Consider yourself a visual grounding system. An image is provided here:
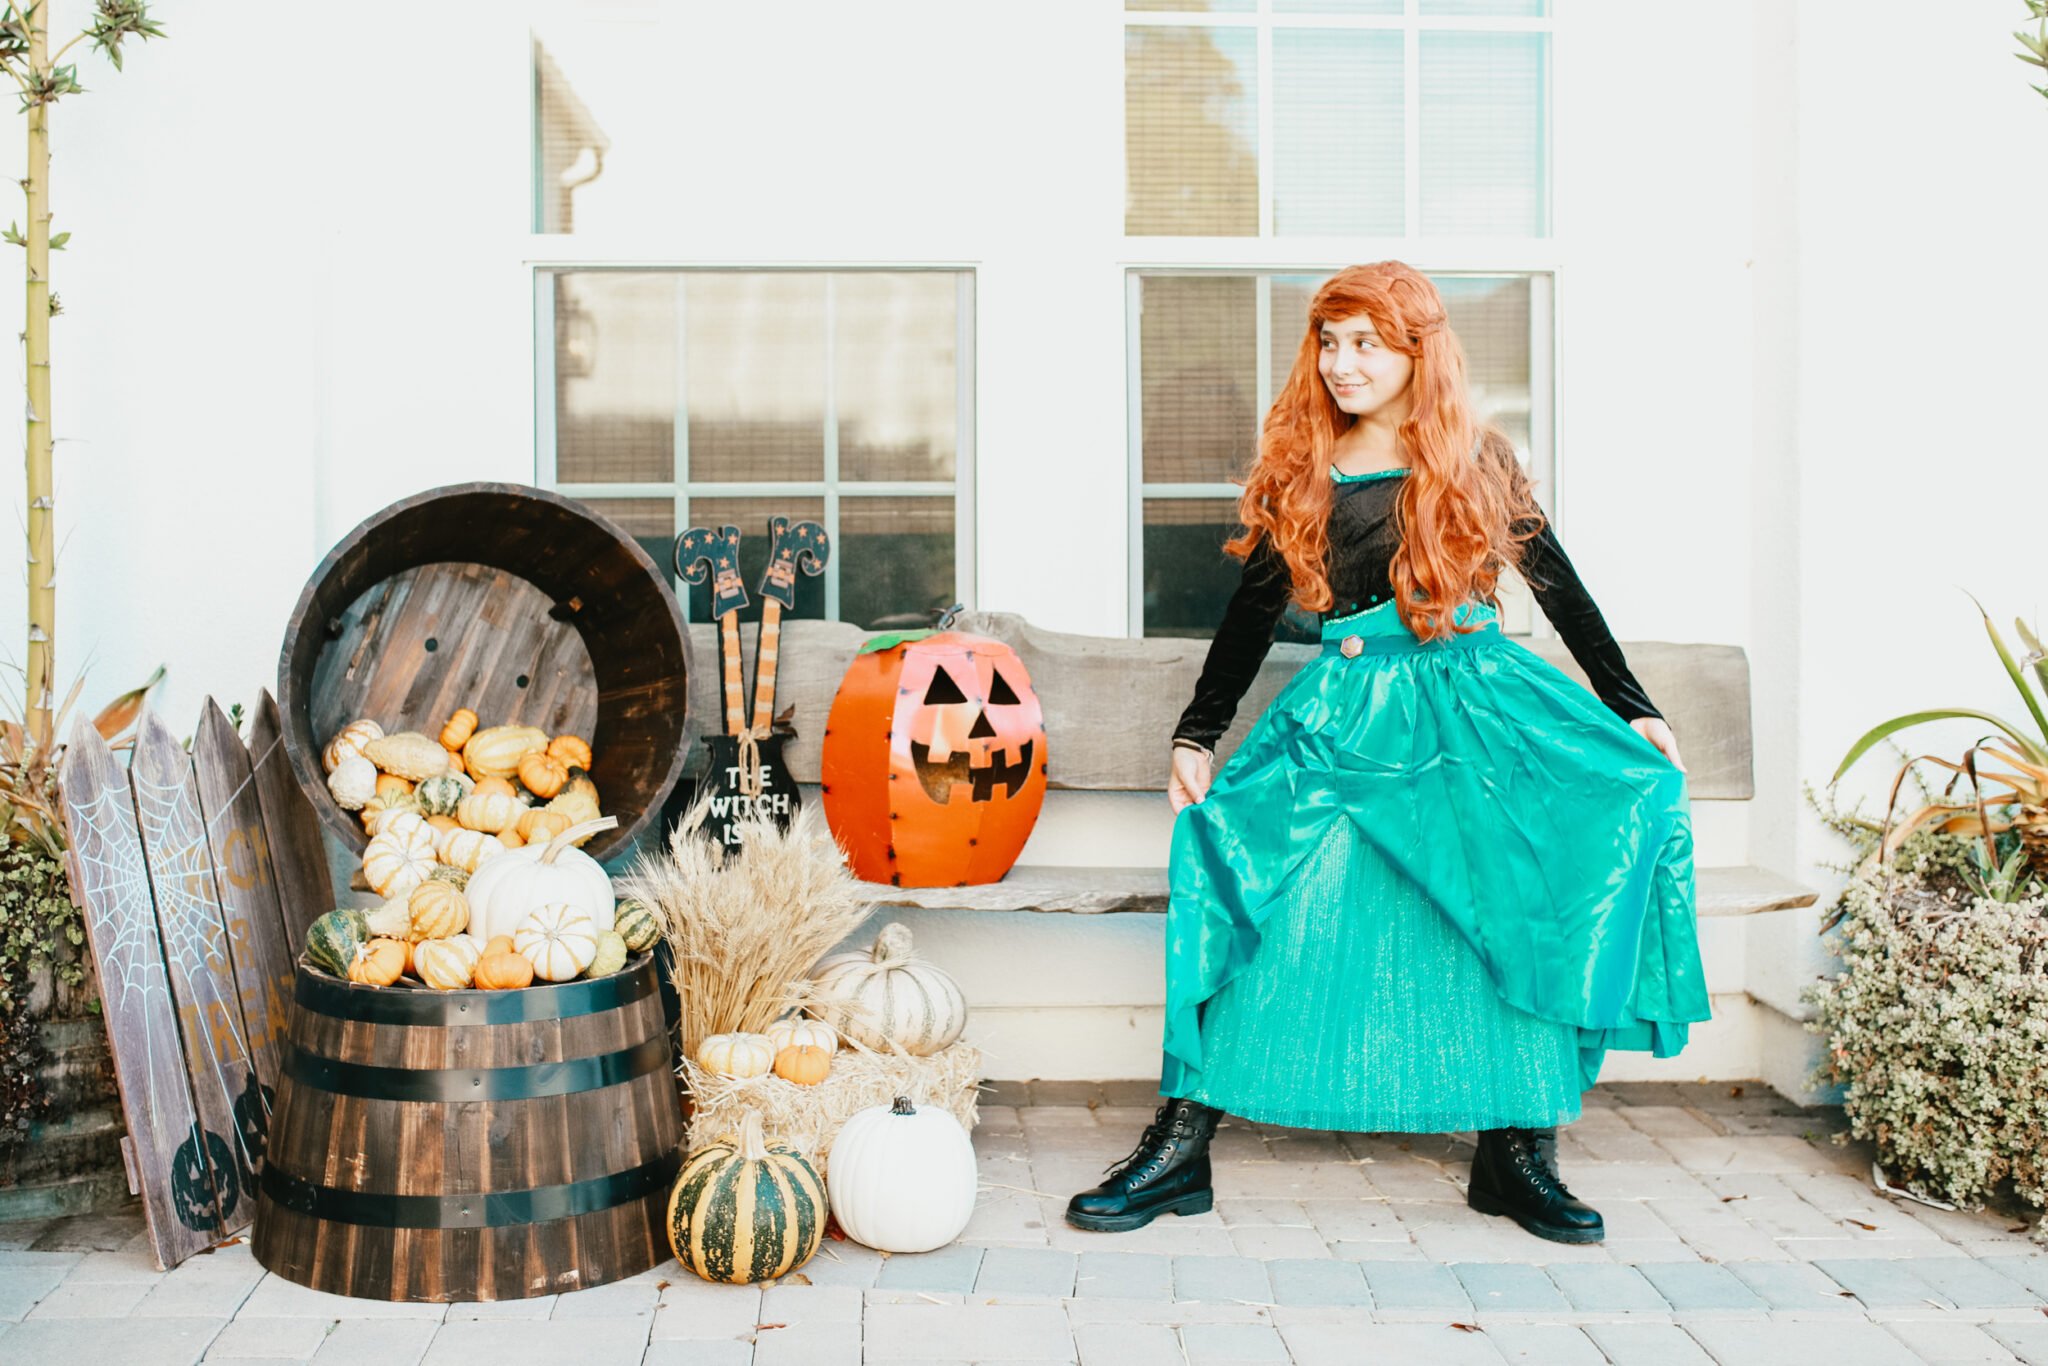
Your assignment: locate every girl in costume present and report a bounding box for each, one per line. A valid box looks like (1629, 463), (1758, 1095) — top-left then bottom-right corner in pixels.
(1067, 263), (1703, 1244)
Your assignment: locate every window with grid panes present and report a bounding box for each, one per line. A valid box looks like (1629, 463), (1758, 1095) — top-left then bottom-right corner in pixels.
(540, 268), (973, 631)
(1125, 1), (1554, 639)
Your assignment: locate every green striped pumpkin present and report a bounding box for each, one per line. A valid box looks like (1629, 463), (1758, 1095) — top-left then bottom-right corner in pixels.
(306, 907), (370, 977)
(614, 898), (660, 954)
(667, 1112), (824, 1284)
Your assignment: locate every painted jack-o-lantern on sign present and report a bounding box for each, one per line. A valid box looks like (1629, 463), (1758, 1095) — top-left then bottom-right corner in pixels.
(821, 628), (1048, 886)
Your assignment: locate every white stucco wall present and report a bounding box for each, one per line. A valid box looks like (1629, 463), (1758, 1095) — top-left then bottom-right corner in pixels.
(2, 0), (2042, 1085)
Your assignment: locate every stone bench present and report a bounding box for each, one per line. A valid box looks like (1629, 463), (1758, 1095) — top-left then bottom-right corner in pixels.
(683, 610), (1816, 923)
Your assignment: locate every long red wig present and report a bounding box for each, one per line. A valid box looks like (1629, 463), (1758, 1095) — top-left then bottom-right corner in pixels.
(1225, 262), (1540, 641)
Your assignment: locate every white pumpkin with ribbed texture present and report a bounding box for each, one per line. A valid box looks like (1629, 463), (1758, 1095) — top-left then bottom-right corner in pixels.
(437, 826), (507, 874)
(763, 1016), (839, 1055)
(464, 816), (618, 944)
(808, 923), (967, 1056)
(514, 904), (601, 982)
(323, 719), (384, 774)
(362, 822), (437, 899)
(825, 1096), (978, 1252)
(414, 937), (477, 990)
(695, 1032), (776, 1080)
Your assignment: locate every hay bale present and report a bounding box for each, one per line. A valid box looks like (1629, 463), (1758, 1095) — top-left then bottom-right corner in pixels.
(682, 1041), (982, 1179)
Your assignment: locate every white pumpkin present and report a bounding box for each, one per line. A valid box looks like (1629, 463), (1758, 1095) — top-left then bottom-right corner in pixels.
(514, 904), (600, 982)
(362, 822), (436, 899)
(327, 754), (377, 811)
(323, 719), (384, 774)
(464, 815), (619, 943)
(809, 923), (968, 1056)
(366, 807), (428, 843)
(825, 1096), (978, 1252)
(438, 826), (507, 874)
(414, 937), (476, 990)
(696, 1031), (776, 1080)
(764, 1016), (839, 1055)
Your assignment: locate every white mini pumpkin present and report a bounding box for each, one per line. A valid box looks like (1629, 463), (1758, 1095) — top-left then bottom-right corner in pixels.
(366, 808), (428, 843)
(362, 822), (437, 899)
(323, 719), (384, 774)
(514, 904), (601, 982)
(695, 1032), (776, 1080)
(825, 1096), (978, 1252)
(464, 816), (618, 943)
(764, 1016), (839, 1055)
(327, 754), (377, 811)
(809, 923), (968, 1056)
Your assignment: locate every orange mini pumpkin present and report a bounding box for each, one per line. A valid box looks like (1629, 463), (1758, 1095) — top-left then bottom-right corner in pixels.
(483, 934), (515, 956)
(374, 772), (414, 800)
(473, 776), (517, 798)
(440, 708), (479, 751)
(821, 630), (1047, 887)
(773, 1044), (831, 1086)
(475, 948), (534, 990)
(548, 735), (594, 769)
(348, 937), (408, 987)
(518, 750), (569, 800)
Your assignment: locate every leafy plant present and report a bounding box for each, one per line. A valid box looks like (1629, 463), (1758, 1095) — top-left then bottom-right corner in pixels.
(1831, 598), (2048, 871)
(2020, 0), (2048, 106)
(0, 1), (164, 752)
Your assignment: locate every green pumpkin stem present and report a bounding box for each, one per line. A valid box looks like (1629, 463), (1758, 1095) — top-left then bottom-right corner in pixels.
(890, 1096), (917, 1116)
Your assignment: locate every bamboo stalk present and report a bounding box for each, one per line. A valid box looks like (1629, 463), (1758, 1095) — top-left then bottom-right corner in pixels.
(23, 3), (51, 751)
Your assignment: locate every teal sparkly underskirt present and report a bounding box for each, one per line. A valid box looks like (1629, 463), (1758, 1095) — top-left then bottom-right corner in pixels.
(1162, 601), (1705, 1133)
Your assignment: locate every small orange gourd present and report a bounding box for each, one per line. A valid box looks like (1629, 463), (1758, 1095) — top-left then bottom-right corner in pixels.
(374, 773), (414, 800)
(498, 827), (526, 849)
(348, 937), (408, 987)
(517, 808), (572, 845)
(773, 1045), (832, 1086)
(426, 813), (458, 833)
(518, 751), (569, 800)
(473, 776), (517, 798)
(475, 948), (534, 990)
(440, 708), (480, 751)
(547, 735), (594, 769)
(483, 935), (515, 956)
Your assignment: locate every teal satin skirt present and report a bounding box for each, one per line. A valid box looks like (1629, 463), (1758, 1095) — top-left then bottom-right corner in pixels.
(1161, 601), (1705, 1132)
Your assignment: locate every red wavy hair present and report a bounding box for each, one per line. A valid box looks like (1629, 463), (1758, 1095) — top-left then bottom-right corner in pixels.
(1225, 262), (1540, 641)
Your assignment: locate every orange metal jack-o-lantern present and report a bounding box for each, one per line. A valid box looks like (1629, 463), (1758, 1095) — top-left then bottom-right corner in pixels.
(821, 630), (1048, 886)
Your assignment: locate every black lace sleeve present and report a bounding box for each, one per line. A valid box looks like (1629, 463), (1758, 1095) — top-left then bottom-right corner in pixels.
(1518, 521), (1662, 722)
(1172, 537), (1294, 749)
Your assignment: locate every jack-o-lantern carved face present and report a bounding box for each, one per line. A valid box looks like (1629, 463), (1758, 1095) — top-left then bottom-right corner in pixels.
(821, 632), (1048, 887)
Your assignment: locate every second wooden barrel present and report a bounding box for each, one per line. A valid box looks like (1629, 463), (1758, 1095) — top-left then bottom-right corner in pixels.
(252, 957), (683, 1302)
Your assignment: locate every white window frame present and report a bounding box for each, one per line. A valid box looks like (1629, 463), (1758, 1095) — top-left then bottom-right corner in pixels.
(533, 266), (978, 625)
(1123, 1), (1559, 637)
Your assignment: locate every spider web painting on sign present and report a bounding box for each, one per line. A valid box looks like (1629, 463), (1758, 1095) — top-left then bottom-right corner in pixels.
(59, 719), (224, 1270)
(130, 711), (265, 1239)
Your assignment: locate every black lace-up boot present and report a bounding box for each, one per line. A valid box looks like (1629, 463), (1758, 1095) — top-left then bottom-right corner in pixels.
(1065, 1098), (1222, 1232)
(1467, 1126), (1605, 1244)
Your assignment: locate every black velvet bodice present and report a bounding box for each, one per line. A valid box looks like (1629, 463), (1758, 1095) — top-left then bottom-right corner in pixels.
(1172, 472), (1661, 749)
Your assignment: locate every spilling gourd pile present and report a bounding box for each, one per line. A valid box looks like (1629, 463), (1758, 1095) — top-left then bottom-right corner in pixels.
(322, 713), (607, 891)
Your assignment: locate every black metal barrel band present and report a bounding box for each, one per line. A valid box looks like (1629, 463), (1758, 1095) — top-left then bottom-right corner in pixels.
(260, 1149), (683, 1230)
(293, 957), (657, 1025)
(280, 1035), (670, 1102)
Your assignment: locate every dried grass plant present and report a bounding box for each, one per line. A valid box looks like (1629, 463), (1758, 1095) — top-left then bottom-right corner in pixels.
(615, 794), (876, 1059)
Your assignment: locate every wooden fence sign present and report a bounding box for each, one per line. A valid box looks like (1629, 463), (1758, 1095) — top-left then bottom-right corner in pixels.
(247, 690), (329, 957)
(58, 719), (220, 1268)
(58, 698), (323, 1271)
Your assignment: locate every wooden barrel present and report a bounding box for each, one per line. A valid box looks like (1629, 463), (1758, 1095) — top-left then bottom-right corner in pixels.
(251, 956), (684, 1301)
(277, 482), (691, 865)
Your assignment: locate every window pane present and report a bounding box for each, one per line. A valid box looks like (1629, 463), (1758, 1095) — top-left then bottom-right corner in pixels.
(573, 496), (673, 573)
(684, 275), (827, 483)
(840, 497), (956, 632)
(680, 497), (827, 626)
(1274, 0), (1402, 15)
(1273, 30), (1404, 236)
(1139, 276), (1256, 485)
(1143, 498), (1243, 639)
(1126, 25), (1259, 236)
(836, 274), (958, 482)
(1421, 0), (1546, 15)
(1420, 32), (1547, 235)
(555, 273), (676, 484)
(1438, 276), (1532, 453)
(1267, 273), (1323, 404)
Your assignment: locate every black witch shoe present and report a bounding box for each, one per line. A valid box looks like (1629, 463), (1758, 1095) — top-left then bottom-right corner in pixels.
(1065, 1098), (1222, 1232)
(1467, 1126), (1605, 1244)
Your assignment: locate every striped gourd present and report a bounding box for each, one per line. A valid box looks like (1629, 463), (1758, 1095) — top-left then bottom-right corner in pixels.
(667, 1112), (825, 1284)
(613, 898), (660, 953)
(808, 922), (967, 1056)
(305, 908), (370, 977)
